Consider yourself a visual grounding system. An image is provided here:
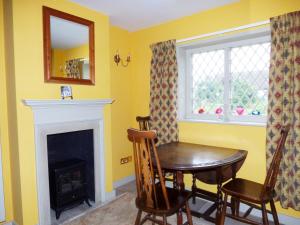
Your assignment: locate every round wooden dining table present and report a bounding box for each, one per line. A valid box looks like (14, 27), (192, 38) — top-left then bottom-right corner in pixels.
(156, 142), (248, 225)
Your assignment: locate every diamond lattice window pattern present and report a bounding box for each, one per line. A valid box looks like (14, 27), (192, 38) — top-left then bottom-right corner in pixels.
(192, 50), (225, 115)
(230, 43), (270, 116)
(191, 40), (270, 121)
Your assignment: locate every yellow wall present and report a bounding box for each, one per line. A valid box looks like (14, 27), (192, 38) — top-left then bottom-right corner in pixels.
(64, 44), (89, 60)
(109, 26), (135, 181)
(1, 0), (300, 223)
(2, 0), (112, 224)
(51, 48), (65, 77)
(51, 44), (89, 77)
(0, 0), (14, 222)
(129, 0), (300, 218)
(3, 0), (24, 222)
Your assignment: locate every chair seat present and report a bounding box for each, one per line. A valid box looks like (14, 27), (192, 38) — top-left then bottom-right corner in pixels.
(136, 185), (191, 216)
(222, 178), (272, 204)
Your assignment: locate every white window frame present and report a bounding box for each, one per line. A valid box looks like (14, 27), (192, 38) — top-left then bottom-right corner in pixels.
(177, 27), (271, 126)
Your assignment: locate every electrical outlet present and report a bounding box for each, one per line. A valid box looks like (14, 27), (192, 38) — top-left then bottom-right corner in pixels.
(120, 157), (128, 164)
(120, 156), (132, 164)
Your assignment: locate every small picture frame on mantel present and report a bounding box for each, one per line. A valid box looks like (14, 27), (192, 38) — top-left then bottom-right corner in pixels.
(61, 86), (73, 99)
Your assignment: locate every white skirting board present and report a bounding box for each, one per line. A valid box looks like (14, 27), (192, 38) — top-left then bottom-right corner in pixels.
(0, 143), (6, 222)
(113, 175), (135, 189)
(105, 190), (116, 201)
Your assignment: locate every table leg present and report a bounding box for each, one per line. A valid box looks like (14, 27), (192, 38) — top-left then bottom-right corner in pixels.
(176, 171), (184, 225)
(176, 171), (185, 191)
(230, 164), (238, 216)
(173, 172), (177, 189)
(216, 182), (223, 225)
(192, 173), (196, 204)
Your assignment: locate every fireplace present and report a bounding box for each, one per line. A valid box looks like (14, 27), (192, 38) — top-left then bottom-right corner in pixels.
(49, 159), (91, 219)
(47, 129), (94, 219)
(23, 99), (115, 225)
(47, 129), (95, 200)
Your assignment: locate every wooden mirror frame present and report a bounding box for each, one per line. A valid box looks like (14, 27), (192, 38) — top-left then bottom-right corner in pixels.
(43, 6), (95, 85)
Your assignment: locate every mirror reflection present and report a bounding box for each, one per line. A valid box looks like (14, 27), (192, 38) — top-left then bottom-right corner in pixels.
(50, 16), (90, 80)
(43, 6), (94, 85)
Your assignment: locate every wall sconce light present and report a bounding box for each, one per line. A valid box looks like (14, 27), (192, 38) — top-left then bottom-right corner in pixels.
(114, 50), (131, 67)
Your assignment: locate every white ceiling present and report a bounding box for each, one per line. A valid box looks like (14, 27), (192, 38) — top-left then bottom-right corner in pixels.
(69, 0), (239, 31)
(51, 16), (88, 49)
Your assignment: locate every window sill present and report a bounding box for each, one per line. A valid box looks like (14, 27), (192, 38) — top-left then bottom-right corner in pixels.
(178, 118), (266, 127)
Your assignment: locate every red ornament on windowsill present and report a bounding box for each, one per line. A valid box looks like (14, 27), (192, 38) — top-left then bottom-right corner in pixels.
(215, 107), (223, 115)
(198, 108), (205, 114)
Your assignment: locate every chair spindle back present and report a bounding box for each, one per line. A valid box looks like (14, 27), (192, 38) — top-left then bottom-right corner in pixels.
(127, 128), (170, 209)
(262, 125), (290, 198)
(136, 116), (151, 131)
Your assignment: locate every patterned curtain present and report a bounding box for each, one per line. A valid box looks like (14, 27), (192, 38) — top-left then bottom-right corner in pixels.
(65, 58), (81, 79)
(266, 11), (300, 210)
(149, 40), (179, 145)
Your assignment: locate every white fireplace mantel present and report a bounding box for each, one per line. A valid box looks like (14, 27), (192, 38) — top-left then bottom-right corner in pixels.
(23, 99), (114, 225)
(23, 99), (114, 125)
(23, 99), (113, 107)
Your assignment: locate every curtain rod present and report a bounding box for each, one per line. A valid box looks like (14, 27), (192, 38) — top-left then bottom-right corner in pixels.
(176, 20), (270, 43)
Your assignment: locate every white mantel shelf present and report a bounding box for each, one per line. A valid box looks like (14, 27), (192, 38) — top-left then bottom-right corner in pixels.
(23, 99), (114, 108)
(23, 99), (114, 125)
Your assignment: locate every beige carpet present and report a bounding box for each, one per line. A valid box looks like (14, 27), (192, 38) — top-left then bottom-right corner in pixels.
(62, 192), (211, 225)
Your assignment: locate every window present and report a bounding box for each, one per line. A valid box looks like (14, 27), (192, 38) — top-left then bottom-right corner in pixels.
(178, 29), (271, 125)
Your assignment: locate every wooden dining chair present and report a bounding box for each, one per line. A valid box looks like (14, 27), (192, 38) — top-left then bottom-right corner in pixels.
(219, 125), (290, 225)
(136, 116), (175, 185)
(127, 128), (193, 225)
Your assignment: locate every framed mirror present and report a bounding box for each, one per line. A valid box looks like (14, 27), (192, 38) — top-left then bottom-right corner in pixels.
(43, 6), (95, 85)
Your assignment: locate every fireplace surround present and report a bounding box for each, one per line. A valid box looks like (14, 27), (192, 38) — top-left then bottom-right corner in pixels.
(23, 99), (114, 225)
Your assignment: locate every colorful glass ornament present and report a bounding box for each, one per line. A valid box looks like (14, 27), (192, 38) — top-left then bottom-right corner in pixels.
(198, 107), (205, 114)
(236, 106), (245, 115)
(251, 110), (261, 115)
(215, 107), (223, 115)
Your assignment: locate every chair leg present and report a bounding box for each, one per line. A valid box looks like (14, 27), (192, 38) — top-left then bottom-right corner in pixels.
(185, 202), (193, 225)
(163, 215), (167, 225)
(235, 198), (240, 216)
(230, 197), (240, 216)
(230, 196), (236, 216)
(135, 209), (142, 225)
(270, 199), (279, 225)
(231, 197), (240, 216)
(177, 209), (183, 225)
(219, 193), (228, 225)
(261, 203), (269, 225)
(192, 173), (196, 204)
(152, 214), (156, 225)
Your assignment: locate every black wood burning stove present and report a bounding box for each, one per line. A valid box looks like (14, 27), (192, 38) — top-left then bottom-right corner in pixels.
(49, 159), (91, 219)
